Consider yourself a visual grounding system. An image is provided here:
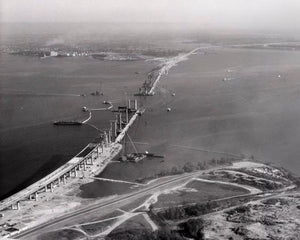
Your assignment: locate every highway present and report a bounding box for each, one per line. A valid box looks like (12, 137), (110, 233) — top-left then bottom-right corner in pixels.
(13, 168), (216, 239)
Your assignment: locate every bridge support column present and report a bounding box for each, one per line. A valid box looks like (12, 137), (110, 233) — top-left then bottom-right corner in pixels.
(126, 108), (129, 124)
(83, 161), (87, 171)
(11, 202), (20, 210)
(62, 174), (66, 184)
(114, 121), (117, 138)
(134, 99), (138, 110)
(91, 152), (94, 161)
(12, 202), (20, 210)
(50, 182), (53, 192)
(119, 113), (122, 132)
(35, 192), (38, 201)
(73, 168), (77, 177)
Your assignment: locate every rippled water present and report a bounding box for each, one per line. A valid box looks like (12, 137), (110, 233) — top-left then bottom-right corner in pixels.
(0, 53), (155, 199)
(79, 47), (300, 198)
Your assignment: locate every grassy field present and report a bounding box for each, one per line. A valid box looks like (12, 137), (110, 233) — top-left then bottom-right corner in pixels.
(36, 229), (85, 240)
(154, 181), (249, 208)
(110, 214), (153, 233)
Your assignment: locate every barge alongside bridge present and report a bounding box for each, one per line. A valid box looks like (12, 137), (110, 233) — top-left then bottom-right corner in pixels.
(53, 120), (83, 126)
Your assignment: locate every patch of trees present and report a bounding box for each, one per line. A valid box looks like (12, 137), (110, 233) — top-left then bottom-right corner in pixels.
(157, 194), (260, 222)
(106, 219), (206, 240)
(178, 218), (205, 240)
(226, 205), (251, 215)
(106, 228), (185, 240)
(262, 198), (289, 206)
(157, 201), (219, 220)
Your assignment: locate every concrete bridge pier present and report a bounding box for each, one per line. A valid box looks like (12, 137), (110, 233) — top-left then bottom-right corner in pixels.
(49, 182), (54, 192)
(57, 177), (61, 186)
(96, 147), (100, 157)
(62, 174), (66, 184)
(35, 192), (38, 201)
(29, 192), (38, 201)
(90, 155), (94, 165)
(11, 201), (20, 210)
(90, 152), (93, 161)
(78, 162), (82, 170)
(86, 156), (92, 165)
(72, 168), (77, 178)
(44, 183), (53, 192)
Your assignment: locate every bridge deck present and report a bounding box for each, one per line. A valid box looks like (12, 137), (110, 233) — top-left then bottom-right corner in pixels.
(0, 144), (98, 211)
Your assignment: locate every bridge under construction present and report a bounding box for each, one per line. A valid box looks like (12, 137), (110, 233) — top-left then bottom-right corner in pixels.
(0, 99), (142, 212)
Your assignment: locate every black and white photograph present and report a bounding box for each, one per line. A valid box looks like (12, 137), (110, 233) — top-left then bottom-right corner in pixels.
(0, 1), (300, 239)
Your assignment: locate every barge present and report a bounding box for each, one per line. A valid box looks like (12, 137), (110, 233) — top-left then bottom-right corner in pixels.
(53, 121), (83, 126)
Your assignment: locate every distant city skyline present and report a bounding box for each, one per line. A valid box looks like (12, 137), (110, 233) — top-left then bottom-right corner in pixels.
(0, 0), (299, 33)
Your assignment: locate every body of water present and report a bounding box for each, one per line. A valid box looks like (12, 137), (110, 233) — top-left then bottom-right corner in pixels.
(86, 47), (300, 198)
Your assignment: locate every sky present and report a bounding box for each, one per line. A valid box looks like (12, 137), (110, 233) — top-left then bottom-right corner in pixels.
(1, 0), (300, 32)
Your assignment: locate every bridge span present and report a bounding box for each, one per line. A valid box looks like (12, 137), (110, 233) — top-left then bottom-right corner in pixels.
(0, 142), (122, 211)
(0, 99), (141, 212)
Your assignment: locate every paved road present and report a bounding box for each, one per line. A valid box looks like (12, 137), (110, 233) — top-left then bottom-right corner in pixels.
(14, 169), (213, 239)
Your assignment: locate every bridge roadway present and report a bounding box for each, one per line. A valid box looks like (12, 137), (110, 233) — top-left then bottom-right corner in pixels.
(0, 143), (104, 211)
